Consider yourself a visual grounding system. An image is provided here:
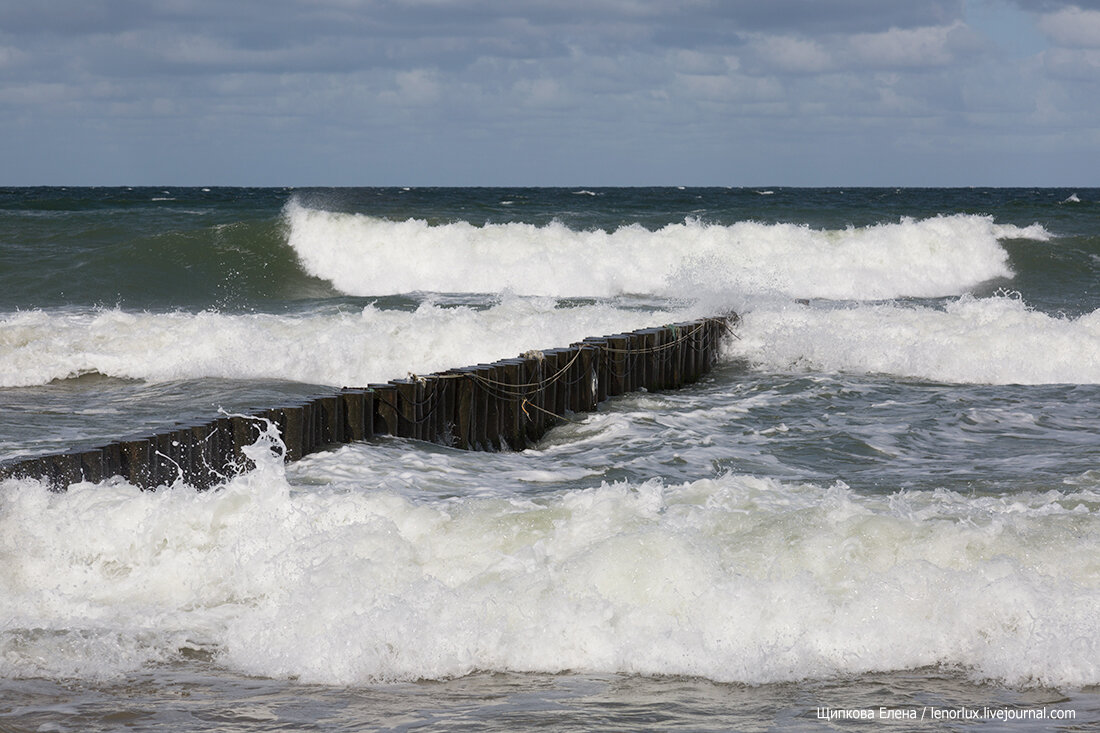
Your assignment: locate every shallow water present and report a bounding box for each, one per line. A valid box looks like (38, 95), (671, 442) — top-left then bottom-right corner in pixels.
(3, 667), (1096, 732)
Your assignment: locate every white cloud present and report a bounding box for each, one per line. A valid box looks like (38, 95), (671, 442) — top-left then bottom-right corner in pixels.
(848, 21), (976, 68)
(0, 81), (71, 105)
(1041, 46), (1100, 78)
(513, 76), (566, 106)
(0, 44), (24, 68)
(1037, 6), (1100, 48)
(394, 68), (442, 104)
(748, 34), (833, 73)
(667, 48), (732, 75)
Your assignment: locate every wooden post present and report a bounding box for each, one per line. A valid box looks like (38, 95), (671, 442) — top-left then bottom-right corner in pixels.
(574, 345), (599, 412)
(340, 389), (370, 441)
(605, 335), (628, 396)
(484, 363), (498, 450)
(101, 442), (123, 483)
(420, 376), (442, 444)
(370, 384), (398, 436)
(283, 406), (307, 461)
(306, 401), (322, 454)
(46, 452), (82, 491)
(436, 375), (456, 446)
(119, 437), (152, 488)
(452, 368), (478, 449)
(317, 395), (342, 445)
(626, 331), (643, 391)
(544, 348), (571, 418)
(389, 379), (415, 440)
(667, 324), (685, 388)
(189, 423), (215, 489)
(77, 448), (105, 485)
(2, 315), (734, 489)
(520, 353), (546, 443)
(496, 359), (524, 450)
(583, 338), (610, 403)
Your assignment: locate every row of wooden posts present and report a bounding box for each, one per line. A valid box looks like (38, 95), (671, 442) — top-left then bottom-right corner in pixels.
(0, 316), (733, 491)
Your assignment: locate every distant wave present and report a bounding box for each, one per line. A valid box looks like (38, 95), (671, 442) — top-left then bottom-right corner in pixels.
(285, 200), (1042, 300)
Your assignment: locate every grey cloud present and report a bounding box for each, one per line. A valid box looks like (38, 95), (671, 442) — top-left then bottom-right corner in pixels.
(1, 1), (971, 71)
(1, 0), (1096, 185)
(1, 1), (588, 82)
(1036, 5), (1100, 47)
(662, 0), (965, 37)
(1010, 1), (1100, 10)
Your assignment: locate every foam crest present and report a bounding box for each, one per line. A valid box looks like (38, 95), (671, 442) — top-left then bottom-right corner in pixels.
(0, 300), (681, 388)
(728, 295), (1100, 384)
(2, 468), (1097, 687)
(285, 202), (1024, 300)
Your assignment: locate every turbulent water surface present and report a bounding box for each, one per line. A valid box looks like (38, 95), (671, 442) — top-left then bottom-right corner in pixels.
(1, 187), (1099, 730)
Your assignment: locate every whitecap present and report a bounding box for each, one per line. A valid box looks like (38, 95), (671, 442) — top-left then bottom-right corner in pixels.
(3, 467), (1097, 687)
(283, 201), (1022, 301)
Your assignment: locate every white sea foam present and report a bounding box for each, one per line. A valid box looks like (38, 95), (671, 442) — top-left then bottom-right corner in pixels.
(727, 295), (1100, 384)
(0, 299), (685, 388)
(7, 290), (1097, 390)
(1, 446), (1097, 687)
(285, 202), (1034, 300)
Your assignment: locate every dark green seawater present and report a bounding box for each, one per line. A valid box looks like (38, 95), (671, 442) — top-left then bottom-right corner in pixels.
(2, 187), (1099, 730)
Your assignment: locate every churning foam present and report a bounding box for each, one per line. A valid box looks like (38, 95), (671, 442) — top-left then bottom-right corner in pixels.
(0, 299), (684, 388)
(284, 201), (1032, 300)
(728, 294), (1100, 385)
(1, 441), (1098, 687)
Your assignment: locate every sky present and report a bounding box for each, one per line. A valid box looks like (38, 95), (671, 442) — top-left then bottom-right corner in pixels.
(1, 0), (1098, 186)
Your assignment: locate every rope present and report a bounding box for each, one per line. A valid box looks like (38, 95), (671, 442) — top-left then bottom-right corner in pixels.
(457, 347), (585, 392)
(521, 398), (585, 425)
(374, 318), (732, 398)
(365, 316), (735, 427)
(598, 321), (708, 355)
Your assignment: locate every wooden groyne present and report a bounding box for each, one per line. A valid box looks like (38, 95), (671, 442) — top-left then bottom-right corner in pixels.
(0, 316), (734, 491)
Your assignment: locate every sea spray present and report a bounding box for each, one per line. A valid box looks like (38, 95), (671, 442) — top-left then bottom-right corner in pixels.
(4, 450), (1098, 687)
(0, 422), (291, 679)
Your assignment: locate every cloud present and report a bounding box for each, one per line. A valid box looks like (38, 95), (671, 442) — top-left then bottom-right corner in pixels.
(1041, 45), (1100, 77)
(1030, 5), (1100, 81)
(748, 34), (833, 73)
(1037, 5), (1100, 46)
(660, 0), (965, 36)
(391, 68), (443, 104)
(848, 21), (982, 67)
(0, 44), (23, 69)
(0, 0), (1097, 184)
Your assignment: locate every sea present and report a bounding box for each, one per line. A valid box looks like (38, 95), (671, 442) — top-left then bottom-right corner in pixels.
(1, 186), (1098, 731)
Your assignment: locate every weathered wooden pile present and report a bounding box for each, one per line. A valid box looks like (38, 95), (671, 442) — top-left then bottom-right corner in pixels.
(0, 316), (733, 491)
